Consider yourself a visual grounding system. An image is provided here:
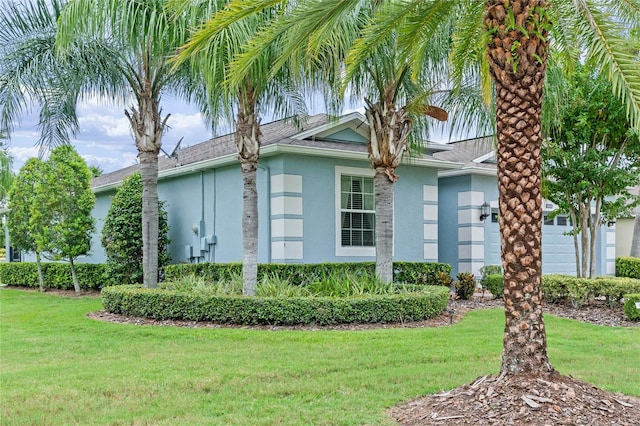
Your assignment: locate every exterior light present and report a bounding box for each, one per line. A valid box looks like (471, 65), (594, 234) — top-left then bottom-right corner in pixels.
(448, 308), (455, 324)
(480, 202), (491, 222)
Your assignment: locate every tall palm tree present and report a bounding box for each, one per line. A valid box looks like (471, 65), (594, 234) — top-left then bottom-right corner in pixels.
(172, 0), (307, 295)
(210, 0), (640, 374)
(195, 0), (451, 283)
(54, 0), (206, 288)
(370, 0), (640, 375)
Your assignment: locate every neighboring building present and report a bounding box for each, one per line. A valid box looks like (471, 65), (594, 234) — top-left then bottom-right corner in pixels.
(615, 185), (639, 258)
(89, 113), (460, 265)
(433, 137), (616, 277)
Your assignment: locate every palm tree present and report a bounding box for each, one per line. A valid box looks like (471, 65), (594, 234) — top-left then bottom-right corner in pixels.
(0, 0), (84, 146)
(211, 0), (640, 375)
(172, 0), (307, 295)
(379, 0), (640, 374)
(53, 0), (206, 288)
(195, 0), (451, 284)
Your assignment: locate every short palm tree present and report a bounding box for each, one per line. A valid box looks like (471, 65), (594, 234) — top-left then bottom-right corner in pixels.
(172, 0), (307, 295)
(54, 0), (206, 288)
(197, 0), (451, 283)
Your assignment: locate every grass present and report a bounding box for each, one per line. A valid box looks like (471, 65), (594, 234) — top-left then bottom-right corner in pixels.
(1, 289), (638, 425)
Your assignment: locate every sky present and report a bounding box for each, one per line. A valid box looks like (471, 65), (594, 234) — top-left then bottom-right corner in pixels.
(7, 95), (213, 174)
(6, 94), (465, 175)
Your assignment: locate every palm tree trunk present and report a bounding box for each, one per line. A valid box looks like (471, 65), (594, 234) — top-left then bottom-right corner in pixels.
(364, 97), (410, 285)
(630, 186), (640, 257)
(241, 162), (258, 295)
(139, 151), (159, 288)
(235, 87), (261, 296)
(374, 169), (394, 284)
(35, 251), (44, 292)
(125, 94), (167, 289)
(486, 0), (554, 375)
(69, 256), (80, 294)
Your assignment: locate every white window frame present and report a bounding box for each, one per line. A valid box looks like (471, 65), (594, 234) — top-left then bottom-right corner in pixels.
(335, 166), (376, 257)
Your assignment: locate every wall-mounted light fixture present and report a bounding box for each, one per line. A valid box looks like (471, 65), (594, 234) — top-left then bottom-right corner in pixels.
(607, 219), (616, 227)
(479, 202), (491, 222)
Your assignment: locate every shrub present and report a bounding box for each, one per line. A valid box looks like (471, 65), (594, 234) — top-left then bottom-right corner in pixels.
(101, 285), (450, 325)
(542, 274), (640, 308)
(484, 274), (504, 298)
(435, 271), (453, 288)
(455, 272), (476, 300)
(306, 271), (394, 297)
(256, 273), (311, 298)
(101, 173), (170, 285)
(164, 262), (452, 286)
(158, 272), (243, 296)
(623, 294), (640, 321)
(616, 257), (640, 279)
(479, 265), (501, 290)
(0, 262), (107, 290)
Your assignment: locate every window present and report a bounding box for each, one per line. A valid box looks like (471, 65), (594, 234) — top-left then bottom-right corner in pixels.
(341, 175), (375, 246)
(556, 216), (568, 226)
(544, 215), (554, 225)
(491, 212), (499, 223)
(335, 166), (376, 256)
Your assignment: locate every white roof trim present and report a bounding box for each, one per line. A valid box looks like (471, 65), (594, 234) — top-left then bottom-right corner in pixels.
(291, 112), (367, 140)
(93, 142), (463, 194)
(473, 151), (496, 163)
(438, 166), (497, 178)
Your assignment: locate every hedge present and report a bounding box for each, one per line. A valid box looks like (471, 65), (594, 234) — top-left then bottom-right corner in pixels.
(101, 285), (450, 326)
(164, 261), (452, 286)
(542, 275), (640, 308)
(623, 294), (640, 321)
(0, 262), (107, 290)
(616, 257), (640, 279)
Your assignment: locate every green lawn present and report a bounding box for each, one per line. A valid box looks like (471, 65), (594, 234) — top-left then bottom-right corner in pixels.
(1, 289), (638, 425)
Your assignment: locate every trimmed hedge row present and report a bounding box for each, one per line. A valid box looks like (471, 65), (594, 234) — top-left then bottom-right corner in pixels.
(0, 262), (107, 290)
(479, 274), (640, 308)
(616, 257), (640, 279)
(101, 285), (450, 325)
(164, 261), (452, 286)
(542, 275), (640, 307)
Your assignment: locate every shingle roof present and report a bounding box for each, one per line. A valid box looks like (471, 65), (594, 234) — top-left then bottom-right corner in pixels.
(92, 114), (331, 188)
(432, 135), (496, 170)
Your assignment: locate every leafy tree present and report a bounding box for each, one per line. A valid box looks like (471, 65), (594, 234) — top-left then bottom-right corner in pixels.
(543, 67), (640, 278)
(172, 0), (307, 295)
(88, 165), (103, 178)
(102, 173), (170, 285)
(7, 158), (50, 291)
(43, 145), (96, 294)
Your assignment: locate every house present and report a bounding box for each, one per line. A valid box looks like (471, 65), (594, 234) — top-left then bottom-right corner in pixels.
(14, 112), (618, 278)
(433, 137), (617, 277)
(89, 113), (461, 265)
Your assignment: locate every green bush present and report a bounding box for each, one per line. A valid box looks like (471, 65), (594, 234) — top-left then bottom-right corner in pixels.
(101, 173), (171, 285)
(484, 274), (504, 298)
(307, 271), (394, 297)
(455, 272), (476, 300)
(542, 274), (640, 307)
(616, 257), (640, 279)
(164, 261), (452, 286)
(0, 262), (107, 290)
(101, 285), (450, 326)
(623, 294), (640, 321)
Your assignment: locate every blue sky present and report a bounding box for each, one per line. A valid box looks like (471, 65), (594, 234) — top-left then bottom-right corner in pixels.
(7, 95), (212, 174)
(6, 94), (463, 175)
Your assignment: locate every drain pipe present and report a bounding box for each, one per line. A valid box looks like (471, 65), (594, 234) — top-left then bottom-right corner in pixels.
(257, 163), (271, 262)
(210, 168), (216, 263)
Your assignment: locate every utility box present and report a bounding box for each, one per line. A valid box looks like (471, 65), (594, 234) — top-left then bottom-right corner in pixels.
(200, 237), (208, 252)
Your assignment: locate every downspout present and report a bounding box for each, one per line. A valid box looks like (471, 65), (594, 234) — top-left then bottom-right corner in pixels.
(211, 168), (216, 263)
(257, 163), (271, 262)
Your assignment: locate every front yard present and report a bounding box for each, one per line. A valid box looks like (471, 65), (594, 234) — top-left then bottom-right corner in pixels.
(1, 288), (638, 425)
